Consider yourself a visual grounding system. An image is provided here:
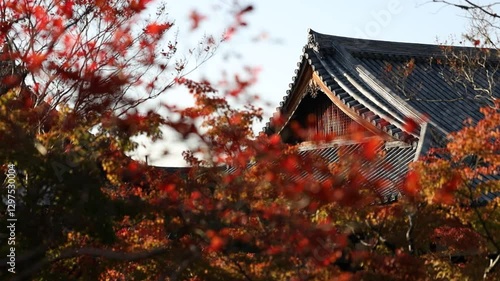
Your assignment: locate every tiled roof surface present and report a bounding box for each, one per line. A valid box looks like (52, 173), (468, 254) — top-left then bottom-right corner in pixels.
(264, 30), (499, 205)
(298, 142), (416, 203)
(267, 30), (500, 139)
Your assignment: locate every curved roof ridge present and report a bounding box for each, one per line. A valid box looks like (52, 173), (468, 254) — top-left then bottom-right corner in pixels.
(307, 29), (499, 60)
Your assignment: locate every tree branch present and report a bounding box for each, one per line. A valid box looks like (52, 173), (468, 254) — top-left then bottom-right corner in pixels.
(484, 253), (500, 279)
(12, 247), (170, 281)
(0, 245), (48, 266)
(433, 0), (500, 19)
(406, 212), (416, 255)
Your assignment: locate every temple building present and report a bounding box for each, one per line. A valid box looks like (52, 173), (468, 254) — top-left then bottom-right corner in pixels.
(264, 29), (500, 204)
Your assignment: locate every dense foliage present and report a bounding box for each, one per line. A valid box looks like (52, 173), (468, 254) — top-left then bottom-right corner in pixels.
(0, 0), (498, 280)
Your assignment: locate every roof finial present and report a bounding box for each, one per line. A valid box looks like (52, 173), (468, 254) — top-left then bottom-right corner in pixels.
(307, 30), (319, 52)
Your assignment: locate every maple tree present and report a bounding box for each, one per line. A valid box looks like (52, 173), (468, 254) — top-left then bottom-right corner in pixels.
(0, 0), (498, 280)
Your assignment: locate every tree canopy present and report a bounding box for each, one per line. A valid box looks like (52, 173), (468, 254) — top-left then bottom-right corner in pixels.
(0, 1), (499, 280)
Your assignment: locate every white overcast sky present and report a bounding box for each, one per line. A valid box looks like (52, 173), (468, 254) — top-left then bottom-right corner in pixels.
(136, 0), (477, 167)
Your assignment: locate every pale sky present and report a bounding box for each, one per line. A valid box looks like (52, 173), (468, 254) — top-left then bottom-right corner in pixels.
(135, 0), (476, 167)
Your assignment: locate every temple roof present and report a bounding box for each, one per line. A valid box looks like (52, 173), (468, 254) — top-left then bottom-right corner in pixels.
(264, 29), (500, 203)
(266, 29), (500, 151)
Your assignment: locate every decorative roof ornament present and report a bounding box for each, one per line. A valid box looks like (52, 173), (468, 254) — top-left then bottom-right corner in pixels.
(306, 80), (320, 98)
(307, 31), (320, 52)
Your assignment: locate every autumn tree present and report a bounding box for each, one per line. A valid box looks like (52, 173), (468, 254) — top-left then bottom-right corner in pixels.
(0, 0), (498, 281)
(0, 0), (257, 280)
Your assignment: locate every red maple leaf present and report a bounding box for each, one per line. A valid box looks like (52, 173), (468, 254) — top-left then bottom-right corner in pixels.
(145, 22), (172, 37)
(403, 171), (420, 196)
(362, 138), (381, 161)
(61, 0), (73, 18)
(189, 10), (206, 30)
(130, 0), (152, 12)
(403, 117), (419, 134)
